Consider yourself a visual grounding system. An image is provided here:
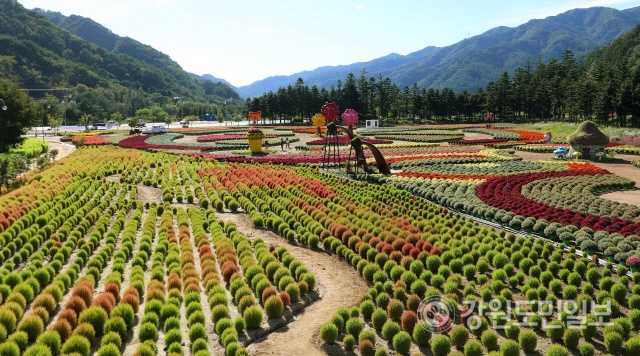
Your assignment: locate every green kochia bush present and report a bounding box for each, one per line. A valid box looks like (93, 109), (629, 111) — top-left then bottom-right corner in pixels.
(431, 335), (451, 356)
(320, 323), (338, 344)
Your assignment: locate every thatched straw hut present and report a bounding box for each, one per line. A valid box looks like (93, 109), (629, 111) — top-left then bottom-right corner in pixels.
(568, 121), (609, 159)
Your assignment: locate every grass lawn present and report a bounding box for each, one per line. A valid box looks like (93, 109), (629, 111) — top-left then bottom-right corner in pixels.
(512, 122), (640, 141)
(10, 138), (48, 158)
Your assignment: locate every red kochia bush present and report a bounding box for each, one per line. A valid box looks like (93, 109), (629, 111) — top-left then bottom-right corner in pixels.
(65, 296), (87, 316)
(401, 310), (418, 333)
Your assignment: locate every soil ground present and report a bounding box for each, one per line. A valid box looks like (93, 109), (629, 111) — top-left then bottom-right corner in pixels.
(46, 136), (76, 161)
(216, 213), (369, 356)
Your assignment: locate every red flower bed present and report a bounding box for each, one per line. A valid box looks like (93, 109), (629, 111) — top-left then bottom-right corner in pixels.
(196, 134), (247, 142)
(395, 171), (496, 180)
(72, 135), (111, 145)
(200, 165), (335, 198)
(386, 153), (483, 164)
(475, 163), (640, 235)
(451, 138), (508, 145)
(119, 135), (208, 151)
(194, 153), (350, 164)
(307, 136), (392, 145)
(501, 129), (545, 141)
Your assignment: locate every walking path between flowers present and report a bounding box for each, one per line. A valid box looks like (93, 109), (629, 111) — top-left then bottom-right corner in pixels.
(216, 212), (369, 356)
(46, 136), (76, 161)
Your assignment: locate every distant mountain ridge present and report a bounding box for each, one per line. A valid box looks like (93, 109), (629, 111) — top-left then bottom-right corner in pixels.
(237, 6), (640, 98)
(13, 6), (238, 99)
(190, 73), (236, 89)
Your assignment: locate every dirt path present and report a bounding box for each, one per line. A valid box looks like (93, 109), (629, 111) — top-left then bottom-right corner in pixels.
(137, 184), (162, 204)
(46, 136), (75, 161)
(215, 213), (369, 356)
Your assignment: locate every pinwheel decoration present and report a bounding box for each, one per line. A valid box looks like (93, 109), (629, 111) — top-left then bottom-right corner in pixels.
(312, 113), (326, 128)
(321, 102), (339, 122)
(342, 109), (358, 127)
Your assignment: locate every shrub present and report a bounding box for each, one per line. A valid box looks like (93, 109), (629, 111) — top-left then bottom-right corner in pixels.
(360, 300), (375, 320)
(189, 323), (206, 341)
(504, 322), (519, 340)
(9, 331), (28, 351)
(577, 342), (595, 356)
(604, 331), (624, 355)
(386, 299), (404, 321)
(0, 341), (19, 356)
(61, 335), (91, 356)
(101, 331), (122, 348)
(264, 296), (284, 319)
(164, 328), (182, 347)
(464, 340), (483, 356)
(431, 335), (451, 356)
(400, 310), (417, 333)
(450, 325), (469, 349)
(233, 317), (246, 334)
(545, 320), (564, 341)
(625, 336), (640, 356)
(343, 334), (355, 352)
(320, 323), (338, 344)
(36, 330), (60, 355)
(500, 340), (520, 356)
(360, 339), (375, 356)
(509, 325), (534, 349)
(243, 306), (263, 329)
(0, 309), (17, 333)
(412, 321), (431, 346)
(23, 344), (52, 356)
(78, 306), (108, 336)
(96, 343), (121, 356)
(372, 308), (387, 331)
(545, 345), (569, 356)
(346, 318), (364, 338)
(563, 328), (580, 350)
(481, 329), (499, 351)
(17, 315), (43, 342)
(392, 331), (412, 355)
(138, 322), (158, 342)
(104, 317), (127, 339)
(381, 320), (400, 341)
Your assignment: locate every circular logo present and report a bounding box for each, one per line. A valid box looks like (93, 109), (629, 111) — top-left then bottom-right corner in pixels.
(417, 296), (459, 333)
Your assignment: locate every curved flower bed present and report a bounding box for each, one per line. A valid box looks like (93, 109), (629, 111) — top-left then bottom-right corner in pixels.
(196, 134), (248, 142)
(306, 136), (392, 146)
(72, 135), (111, 145)
(119, 135), (210, 151)
(475, 164), (640, 234)
(374, 134), (462, 143)
(522, 174), (640, 221)
(194, 152), (350, 165)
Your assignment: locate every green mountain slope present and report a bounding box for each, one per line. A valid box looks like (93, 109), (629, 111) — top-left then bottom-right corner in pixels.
(0, 0), (238, 100)
(238, 6), (640, 97)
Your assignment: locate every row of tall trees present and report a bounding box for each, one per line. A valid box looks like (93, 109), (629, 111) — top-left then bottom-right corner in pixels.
(247, 48), (640, 127)
(246, 74), (485, 124)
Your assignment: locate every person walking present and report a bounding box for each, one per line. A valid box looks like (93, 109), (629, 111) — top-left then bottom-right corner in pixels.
(285, 137), (290, 149)
(280, 138), (284, 151)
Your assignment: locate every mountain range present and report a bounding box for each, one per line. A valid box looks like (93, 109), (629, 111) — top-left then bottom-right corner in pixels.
(237, 6), (640, 98)
(0, 0), (238, 101)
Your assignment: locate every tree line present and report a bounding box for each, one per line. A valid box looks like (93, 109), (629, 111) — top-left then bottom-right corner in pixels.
(246, 44), (640, 127)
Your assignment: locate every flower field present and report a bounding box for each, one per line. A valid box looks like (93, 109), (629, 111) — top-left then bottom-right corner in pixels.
(3, 123), (640, 355)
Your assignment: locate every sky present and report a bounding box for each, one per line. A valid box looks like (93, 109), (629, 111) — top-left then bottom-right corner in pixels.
(17, 0), (640, 87)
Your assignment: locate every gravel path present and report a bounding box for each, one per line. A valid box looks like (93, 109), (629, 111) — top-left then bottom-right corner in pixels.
(216, 213), (369, 356)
